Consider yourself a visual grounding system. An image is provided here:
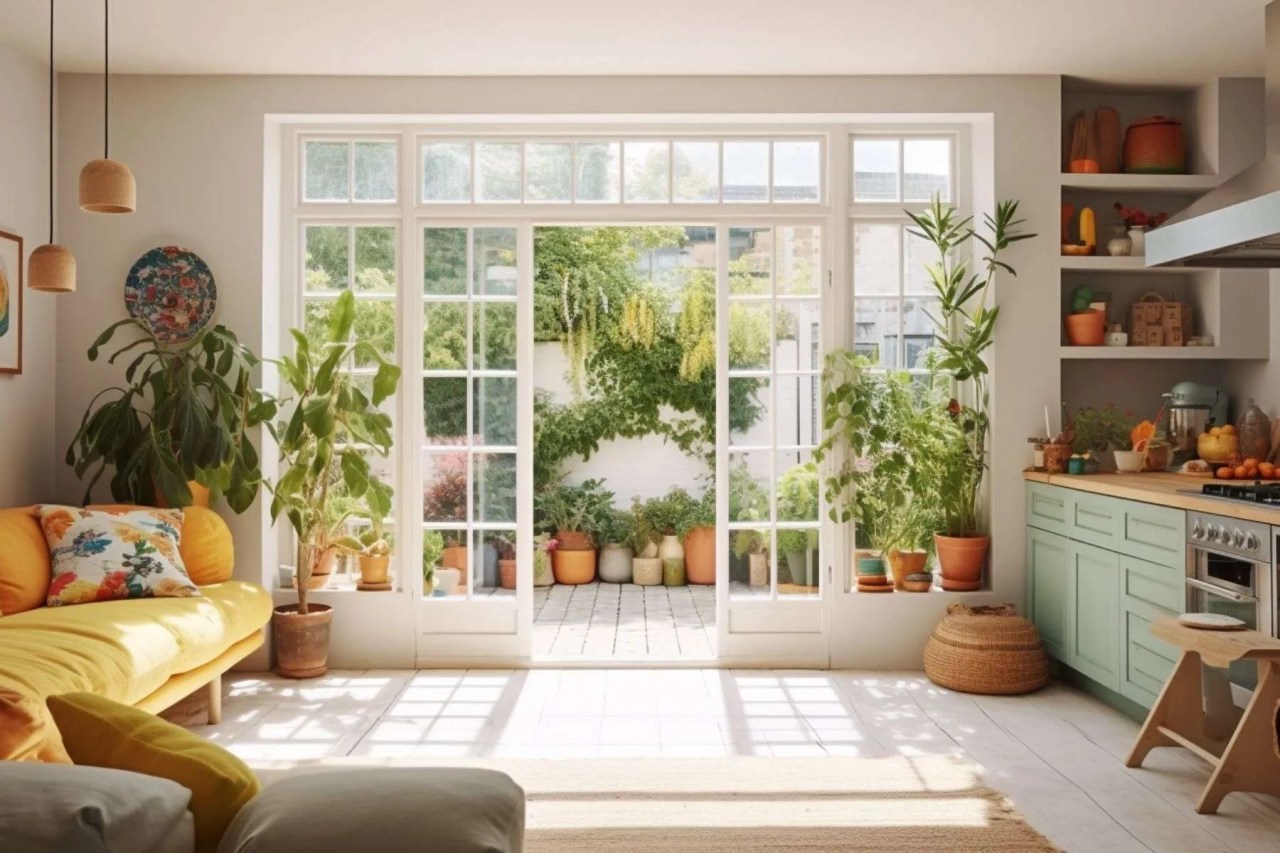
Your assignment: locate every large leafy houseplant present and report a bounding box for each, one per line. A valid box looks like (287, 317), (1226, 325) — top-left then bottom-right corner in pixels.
(905, 196), (1034, 539)
(270, 290), (400, 620)
(534, 478), (616, 546)
(66, 320), (276, 511)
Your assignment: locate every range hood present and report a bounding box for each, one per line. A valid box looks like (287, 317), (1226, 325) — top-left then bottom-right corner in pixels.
(1147, 1), (1280, 268)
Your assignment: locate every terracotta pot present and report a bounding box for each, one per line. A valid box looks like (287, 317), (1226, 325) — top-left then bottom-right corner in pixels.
(272, 603), (333, 679)
(553, 548), (596, 584)
(556, 530), (593, 551)
(358, 554), (390, 586)
(748, 552), (768, 587)
(499, 558), (517, 590)
(441, 544), (469, 590)
(1043, 443), (1073, 474)
(598, 544), (633, 584)
(1064, 309), (1105, 346)
(632, 556), (662, 586)
(683, 526), (716, 585)
(887, 550), (929, 590)
(934, 534), (988, 588)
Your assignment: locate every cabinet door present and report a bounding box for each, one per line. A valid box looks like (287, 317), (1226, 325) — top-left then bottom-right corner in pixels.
(1068, 540), (1122, 691)
(1026, 482), (1069, 536)
(1027, 527), (1070, 661)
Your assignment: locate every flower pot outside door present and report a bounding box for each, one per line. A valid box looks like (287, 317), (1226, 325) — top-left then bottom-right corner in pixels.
(555, 530), (593, 551)
(658, 535), (685, 586)
(598, 544), (633, 583)
(683, 526), (716, 585)
(632, 557), (662, 586)
(272, 603), (333, 679)
(934, 533), (988, 591)
(748, 552), (768, 587)
(552, 548), (597, 584)
(499, 559), (517, 590)
(441, 544), (469, 591)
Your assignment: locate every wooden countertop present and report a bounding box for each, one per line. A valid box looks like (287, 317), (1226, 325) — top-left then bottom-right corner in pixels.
(1024, 470), (1280, 525)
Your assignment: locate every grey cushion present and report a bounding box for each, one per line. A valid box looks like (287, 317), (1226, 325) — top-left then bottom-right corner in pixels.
(0, 761), (194, 853)
(217, 768), (524, 853)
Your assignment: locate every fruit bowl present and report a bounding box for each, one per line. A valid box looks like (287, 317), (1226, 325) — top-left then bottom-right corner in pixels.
(1197, 430), (1238, 464)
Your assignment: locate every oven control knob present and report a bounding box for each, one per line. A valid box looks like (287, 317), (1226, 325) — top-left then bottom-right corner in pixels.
(1191, 520), (1205, 540)
(1217, 524), (1231, 542)
(1232, 528), (1245, 548)
(1213, 524), (1228, 542)
(1245, 532), (1260, 551)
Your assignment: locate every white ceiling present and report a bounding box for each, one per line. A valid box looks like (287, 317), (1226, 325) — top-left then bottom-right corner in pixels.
(0, 0), (1269, 83)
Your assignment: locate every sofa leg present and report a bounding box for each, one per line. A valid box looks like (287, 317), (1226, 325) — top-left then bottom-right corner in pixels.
(207, 674), (223, 725)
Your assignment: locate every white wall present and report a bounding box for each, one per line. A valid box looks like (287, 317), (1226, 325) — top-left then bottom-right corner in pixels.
(0, 43), (57, 507)
(52, 73), (1062, 669)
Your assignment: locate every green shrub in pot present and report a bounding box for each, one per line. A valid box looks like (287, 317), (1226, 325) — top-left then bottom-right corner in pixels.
(534, 478), (616, 549)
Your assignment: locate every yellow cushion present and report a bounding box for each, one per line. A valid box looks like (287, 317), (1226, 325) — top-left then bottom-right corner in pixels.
(0, 581), (271, 706)
(89, 503), (235, 586)
(0, 506), (52, 615)
(47, 692), (260, 853)
(0, 686), (71, 763)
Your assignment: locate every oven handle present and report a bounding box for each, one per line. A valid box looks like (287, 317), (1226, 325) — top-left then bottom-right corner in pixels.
(1185, 577), (1258, 604)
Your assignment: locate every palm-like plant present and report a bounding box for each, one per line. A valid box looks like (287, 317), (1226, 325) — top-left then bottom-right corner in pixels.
(270, 291), (401, 614)
(905, 196), (1035, 536)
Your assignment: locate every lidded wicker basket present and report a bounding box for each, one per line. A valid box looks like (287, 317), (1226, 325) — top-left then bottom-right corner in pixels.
(923, 603), (1049, 695)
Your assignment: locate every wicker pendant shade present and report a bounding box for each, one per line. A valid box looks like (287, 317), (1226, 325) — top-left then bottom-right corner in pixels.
(79, 157), (135, 213)
(29, 0), (75, 294)
(28, 244), (76, 293)
(79, 0), (134, 215)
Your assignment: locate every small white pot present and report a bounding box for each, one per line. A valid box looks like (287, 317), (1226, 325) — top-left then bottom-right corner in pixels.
(1113, 449), (1146, 473)
(435, 567), (461, 596)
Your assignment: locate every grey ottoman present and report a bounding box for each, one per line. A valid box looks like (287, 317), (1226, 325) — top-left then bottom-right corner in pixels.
(218, 767), (524, 853)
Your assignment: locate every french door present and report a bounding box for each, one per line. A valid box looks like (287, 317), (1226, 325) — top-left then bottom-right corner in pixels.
(414, 222), (534, 663)
(716, 221), (830, 666)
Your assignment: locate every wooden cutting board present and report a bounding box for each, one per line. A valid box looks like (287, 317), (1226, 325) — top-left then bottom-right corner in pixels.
(1096, 107), (1121, 173)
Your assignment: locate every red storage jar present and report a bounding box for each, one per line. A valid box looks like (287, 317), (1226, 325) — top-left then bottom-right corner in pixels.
(1122, 117), (1186, 174)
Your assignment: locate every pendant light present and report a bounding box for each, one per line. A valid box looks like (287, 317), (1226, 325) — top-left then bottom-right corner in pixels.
(78, 0), (135, 214)
(29, 0), (75, 293)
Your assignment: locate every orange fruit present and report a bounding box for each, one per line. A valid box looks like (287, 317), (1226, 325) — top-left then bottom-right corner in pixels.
(1244, 457), (1261, 468)
(1222, 424), (1237, 435)
(1209, 426), (1222, 437)
(1246, 467), (1260, 480)
(1260, 463), (1276, 479)
(1235, 465), (1249, 479)
(1216, 467), (1234, 479)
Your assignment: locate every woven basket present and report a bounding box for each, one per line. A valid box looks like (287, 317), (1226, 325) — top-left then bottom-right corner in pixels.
(923, 603), (1049, 695)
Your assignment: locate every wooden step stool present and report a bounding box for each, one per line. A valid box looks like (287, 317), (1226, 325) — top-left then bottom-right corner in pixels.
(1125, 617), (1280, 814)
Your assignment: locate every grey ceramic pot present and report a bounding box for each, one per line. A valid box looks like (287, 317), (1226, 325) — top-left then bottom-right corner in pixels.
(598, 543), (634, 583)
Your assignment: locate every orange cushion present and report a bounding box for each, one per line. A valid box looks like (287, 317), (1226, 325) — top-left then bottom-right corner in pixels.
(88, 504), (234, 586)
(0, 686), (71, 763)
(0, 506), (52, 615)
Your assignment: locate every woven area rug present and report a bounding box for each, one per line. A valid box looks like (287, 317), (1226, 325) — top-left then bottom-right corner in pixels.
(283, 755), (1058, 852)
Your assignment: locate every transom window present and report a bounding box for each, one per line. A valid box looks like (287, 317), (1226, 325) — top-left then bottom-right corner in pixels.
(417, 137), (823, 205)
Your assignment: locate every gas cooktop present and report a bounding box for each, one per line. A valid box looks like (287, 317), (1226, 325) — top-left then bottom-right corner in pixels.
(1199, 482), (1280, 505)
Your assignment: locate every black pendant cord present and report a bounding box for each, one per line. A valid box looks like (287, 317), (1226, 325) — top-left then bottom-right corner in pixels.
(48, 0), (54, 244)
(103, 0), (109, 159)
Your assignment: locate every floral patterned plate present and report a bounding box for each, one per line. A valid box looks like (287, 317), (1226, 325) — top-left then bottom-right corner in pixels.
(124, 246), (217, 344)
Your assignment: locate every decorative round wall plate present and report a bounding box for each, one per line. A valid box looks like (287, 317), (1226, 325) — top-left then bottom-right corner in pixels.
(124, 246), (217, 344)
(1178, 612), (1246, 630)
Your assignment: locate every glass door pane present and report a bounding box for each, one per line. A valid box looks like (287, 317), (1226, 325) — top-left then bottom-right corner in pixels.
(422, 226), (519, 601)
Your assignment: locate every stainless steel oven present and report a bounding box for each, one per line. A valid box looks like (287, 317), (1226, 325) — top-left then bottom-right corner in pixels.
(1186, 512), (1275, 692)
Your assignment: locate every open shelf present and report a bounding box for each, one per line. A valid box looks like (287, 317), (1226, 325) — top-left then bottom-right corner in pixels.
(1059, 346), (1242, 360)
(1059, 173), (1220, 193)
(1060, 256), (1190, 274)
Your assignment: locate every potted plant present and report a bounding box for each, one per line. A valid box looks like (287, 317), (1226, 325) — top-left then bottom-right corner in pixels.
(680, 489), (716, 585)
(638, 487), (703, 586)
(354, 500), (394, 589)
(776, 462), (820, 587)
(533, 533), (556, 587)
(67, 318), (277, 511)
(493, 535), (517, 590)
(422, 529), (444, 596)
(906, 195), (1034, 591)
(597, 508), (636, 584)
(535, 478), (615, 584)
(437, 535), (466, 595)
(269, 290), (400, 678)
(629, 497), (663, 586)
(731, 528), (769, 587)
(1072, 403), (1135, 470)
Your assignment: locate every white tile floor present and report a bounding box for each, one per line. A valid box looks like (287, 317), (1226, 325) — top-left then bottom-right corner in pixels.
(197, 669), (1280, 853)
(532, 582), (717, 660)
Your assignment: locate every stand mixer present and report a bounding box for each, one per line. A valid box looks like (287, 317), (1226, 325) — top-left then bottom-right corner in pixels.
(1163, 381), (1229, 466)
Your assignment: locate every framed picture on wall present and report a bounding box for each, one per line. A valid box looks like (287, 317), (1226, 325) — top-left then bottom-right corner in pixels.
(0, 229), (22, 375)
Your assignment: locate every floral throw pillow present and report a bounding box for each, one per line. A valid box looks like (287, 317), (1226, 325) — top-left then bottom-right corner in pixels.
(37, 506), (200, 606)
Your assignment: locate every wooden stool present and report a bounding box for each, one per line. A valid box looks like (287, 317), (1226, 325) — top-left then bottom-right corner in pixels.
(1125, 618), (1280, 814)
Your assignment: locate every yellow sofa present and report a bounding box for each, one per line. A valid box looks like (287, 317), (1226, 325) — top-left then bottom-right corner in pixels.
(0, 505), (272, 756)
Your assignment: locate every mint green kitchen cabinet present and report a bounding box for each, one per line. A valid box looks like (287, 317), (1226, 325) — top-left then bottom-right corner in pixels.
(1024, 481), (1186, 712)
